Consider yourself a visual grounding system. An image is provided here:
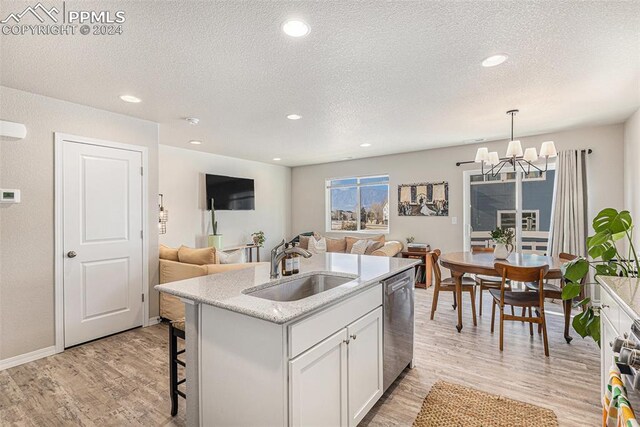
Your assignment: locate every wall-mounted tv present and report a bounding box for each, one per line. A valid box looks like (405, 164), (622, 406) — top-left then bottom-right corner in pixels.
(206, 174), (255, 211)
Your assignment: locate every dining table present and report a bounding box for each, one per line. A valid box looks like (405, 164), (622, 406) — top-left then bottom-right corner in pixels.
(439, 251), (570, 338)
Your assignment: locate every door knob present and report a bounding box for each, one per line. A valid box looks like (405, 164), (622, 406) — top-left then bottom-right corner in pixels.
(67, 251), (77, 258)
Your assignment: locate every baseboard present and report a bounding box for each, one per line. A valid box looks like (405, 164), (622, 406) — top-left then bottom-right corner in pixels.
(147, 316), (161, 326)
(0, 346), (56, 371)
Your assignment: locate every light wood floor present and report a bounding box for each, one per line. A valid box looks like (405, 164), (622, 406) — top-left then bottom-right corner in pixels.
(0, 287), (600, 426)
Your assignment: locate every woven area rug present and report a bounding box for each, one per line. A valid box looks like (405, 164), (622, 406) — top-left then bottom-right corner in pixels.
(413, 381), (559, 426)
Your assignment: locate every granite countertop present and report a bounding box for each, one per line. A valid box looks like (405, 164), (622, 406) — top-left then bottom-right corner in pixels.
(598, 275), (640, 318)
(155, 253), (419, 324)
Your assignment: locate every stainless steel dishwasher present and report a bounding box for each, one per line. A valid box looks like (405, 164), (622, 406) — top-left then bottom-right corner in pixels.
(382, 268), (415, 391)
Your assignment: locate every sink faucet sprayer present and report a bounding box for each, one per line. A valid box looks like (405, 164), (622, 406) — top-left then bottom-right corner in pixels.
(270, 239), (312, 279)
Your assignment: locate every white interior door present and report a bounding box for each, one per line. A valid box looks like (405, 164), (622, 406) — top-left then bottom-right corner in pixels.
(62, 140), (144, 347)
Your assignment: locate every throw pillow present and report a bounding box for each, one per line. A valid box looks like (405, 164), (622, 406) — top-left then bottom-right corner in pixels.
(365, 241), (385, 255)
(178, 246), (217, 265)
(350, 239), (370, 255)
(345, 234), (385, 253)
(218, 249), (246, 264)
(308, 237), (327, 254)
(159, 244), (179, 261)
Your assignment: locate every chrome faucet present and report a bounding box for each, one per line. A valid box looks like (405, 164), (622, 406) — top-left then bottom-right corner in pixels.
(270, 239), (312, 279)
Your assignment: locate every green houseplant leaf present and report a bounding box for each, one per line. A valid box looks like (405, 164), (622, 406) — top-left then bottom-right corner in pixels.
(562, 207), (638, 346)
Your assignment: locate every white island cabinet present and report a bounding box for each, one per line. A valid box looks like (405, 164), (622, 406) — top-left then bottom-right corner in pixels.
(155, 253), (418, 427)
(201, 285), (383, 426)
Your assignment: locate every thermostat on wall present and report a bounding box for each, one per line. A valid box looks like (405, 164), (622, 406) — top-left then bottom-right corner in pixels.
(0, 189), (20, 203)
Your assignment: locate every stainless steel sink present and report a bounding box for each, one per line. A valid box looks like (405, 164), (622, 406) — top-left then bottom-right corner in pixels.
(246, 274), (353, 302)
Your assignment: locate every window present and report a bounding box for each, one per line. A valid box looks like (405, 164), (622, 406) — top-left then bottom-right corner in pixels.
(326, 175), (389, 232)
(466, 168), (555, 255)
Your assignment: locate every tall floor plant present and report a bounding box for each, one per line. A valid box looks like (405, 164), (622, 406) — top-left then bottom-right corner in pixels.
(561, 208), (639, 346)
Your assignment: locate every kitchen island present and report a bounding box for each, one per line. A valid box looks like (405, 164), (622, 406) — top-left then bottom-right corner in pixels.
(156, 252), (418, 426)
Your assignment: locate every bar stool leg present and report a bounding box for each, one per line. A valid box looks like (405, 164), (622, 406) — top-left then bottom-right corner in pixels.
(169, 324), (178, 417)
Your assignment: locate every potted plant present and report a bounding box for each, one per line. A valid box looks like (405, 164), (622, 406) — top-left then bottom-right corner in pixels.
(562, 208), (639, 345)
(490, 227), (515, 259)
(208, 198), (223, 249)
(252, 231), (265, 247)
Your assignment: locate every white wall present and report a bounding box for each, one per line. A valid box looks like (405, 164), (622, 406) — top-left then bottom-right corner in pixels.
(624, 108), (640, 249)
(159, 145), (291, 255)
(292, 124), (625, 254)
(0, 86), (160, 360)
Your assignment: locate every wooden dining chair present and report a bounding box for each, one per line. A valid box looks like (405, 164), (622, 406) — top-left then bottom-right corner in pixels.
(523, 252), (585, 343)
(471, 246), (513, 316)
(491, 262), (550, 356)
(430, 249), (477, 326)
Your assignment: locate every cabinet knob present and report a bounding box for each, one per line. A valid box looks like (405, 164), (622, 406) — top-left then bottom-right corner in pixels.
(343, 339), (350, 345)
(350, 334), (357, 341)
(601, 304), (610, 309)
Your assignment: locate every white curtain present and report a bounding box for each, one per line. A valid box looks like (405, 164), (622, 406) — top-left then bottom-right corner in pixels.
(549, 150), (588, 257)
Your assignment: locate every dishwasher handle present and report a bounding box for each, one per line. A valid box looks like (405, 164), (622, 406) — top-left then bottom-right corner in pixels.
(385, 275), (413, 294)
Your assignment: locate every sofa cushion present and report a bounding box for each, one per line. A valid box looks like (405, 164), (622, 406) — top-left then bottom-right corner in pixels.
(159, 244), (179, 261)
(298, 235), (310, 250)
(159, 259), (208, 284)
(345, 234), (385, 253)
(178, 245), (217, 265)
(325, 237), (347, 253)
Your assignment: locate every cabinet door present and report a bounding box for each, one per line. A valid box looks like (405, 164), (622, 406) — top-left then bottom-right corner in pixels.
(347, 307), (383, 427)
(289, 328), (348, 427)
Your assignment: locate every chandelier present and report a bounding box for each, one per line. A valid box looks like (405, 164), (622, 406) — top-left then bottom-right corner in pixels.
(457, 110), (557, 177)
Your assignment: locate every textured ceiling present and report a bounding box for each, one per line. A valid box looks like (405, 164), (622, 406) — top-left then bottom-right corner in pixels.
(1, 1), (639, 166)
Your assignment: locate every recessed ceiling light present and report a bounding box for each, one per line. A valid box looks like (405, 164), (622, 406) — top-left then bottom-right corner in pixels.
(342, 157), (353, 160)
(482, 54), (508, 67)
(185, 117), (200, 125)
(273, 157), (281, 161)
(360, 143), (371, 147)
(282, 20), (310, 37)
(189, 140), (202, 145)
(287, 114), (302, 120)
(120, 95), (141, 103)
(464, 138), (486, 144)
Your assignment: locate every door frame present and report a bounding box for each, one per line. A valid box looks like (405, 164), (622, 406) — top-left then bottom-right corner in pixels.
(54, 132), (149, 353)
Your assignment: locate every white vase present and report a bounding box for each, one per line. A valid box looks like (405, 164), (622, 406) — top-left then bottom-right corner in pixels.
(208, 234), (223, 249)
(493, 243), (513, 260)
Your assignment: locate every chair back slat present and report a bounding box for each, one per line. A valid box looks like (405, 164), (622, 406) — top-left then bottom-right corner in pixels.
(429, 249), (442, 286)
(472, 246), (494, 253)
(494, 262), (549, 307)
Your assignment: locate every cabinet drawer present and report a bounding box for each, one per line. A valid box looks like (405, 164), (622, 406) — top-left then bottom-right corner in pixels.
(289, 286), (382, 359)
(600, 285), (620, 332)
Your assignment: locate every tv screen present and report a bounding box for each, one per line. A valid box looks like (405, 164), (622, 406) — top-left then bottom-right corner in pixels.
(206, 174), (255, 210)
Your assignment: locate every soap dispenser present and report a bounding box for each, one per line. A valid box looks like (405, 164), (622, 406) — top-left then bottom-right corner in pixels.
(292, 242), (300, 274)
(281, 243), (293, 276)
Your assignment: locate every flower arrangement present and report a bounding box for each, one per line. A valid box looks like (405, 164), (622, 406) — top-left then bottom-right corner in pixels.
(490, 227), (515, 245)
